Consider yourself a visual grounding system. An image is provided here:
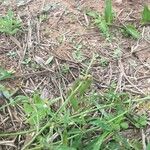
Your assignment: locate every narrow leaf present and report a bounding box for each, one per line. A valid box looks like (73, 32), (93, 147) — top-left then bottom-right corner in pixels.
(124, 25), (140, 39)
(97, 18), (109, 37)
(86, 11), (98, 18)
(45, 56), (54, 65)
(142, 5), (150, 24)
(104, 0), (113, 24)
(93, 132), (110, 150)
(62, 129), (68, 146)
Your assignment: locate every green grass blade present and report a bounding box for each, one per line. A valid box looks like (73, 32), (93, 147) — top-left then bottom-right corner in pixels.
(142, 5), (150, 24)
(124, 25), (140, 39)
(104, 0), (113, 24)
(93, 132), (110, 150)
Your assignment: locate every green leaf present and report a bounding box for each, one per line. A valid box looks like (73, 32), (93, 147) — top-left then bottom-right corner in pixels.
(72, 50), (85, 62)
(71, 135), (83, 149)
(57, 145), (76, 150)
(97, 18), (109, 37)
(124, 25), (140, 39)
(23, 94), (50, 125)
(45, 56), (54, 65)
(120, 122), (129, 129)
(93, 132), (110, 150)
(146, 143), (150, 150)
(0, 10), (21, 35)
(104, 0), (113, 24)
(0, 67), (13, 81)
(62, 129), (68, 146)
(86, 11), (99, 18)
(142, 5), (150, 24)
(90, 119), (111, 131)
(87, 11), (110, 37)
(66, 75), (92, 111)
(24, 103), (33, 115)
(0, 84), (12, 99)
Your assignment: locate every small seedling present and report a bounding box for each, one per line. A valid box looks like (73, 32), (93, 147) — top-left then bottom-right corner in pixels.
(72, 44), (85, 62)
(22, 57), (32, 65)
(61, 64), (70, 74)
(0, 10), (21, 35)
(87, 11), (110, 38)
(7, 51), (17, 58)
(142, 5), (150, 24)
(113, 48), (122, 59)
(99, 57), (109, 67)
(0, 67), (13, 81)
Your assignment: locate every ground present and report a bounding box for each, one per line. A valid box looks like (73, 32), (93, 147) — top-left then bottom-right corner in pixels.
(0, 0), (150, 149)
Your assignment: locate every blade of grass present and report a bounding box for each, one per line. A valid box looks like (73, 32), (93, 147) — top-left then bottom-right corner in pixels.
(142, 5), (150, 24)
(104, 0), (113, 24)
(124, 25), (140, 39)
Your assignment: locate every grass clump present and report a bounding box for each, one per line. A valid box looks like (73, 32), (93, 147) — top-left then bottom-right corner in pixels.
(0, 10), (21, 35)
(87, 0), (113, 38)
(0, 77), (148, 150)
(87, 10), (110, 38)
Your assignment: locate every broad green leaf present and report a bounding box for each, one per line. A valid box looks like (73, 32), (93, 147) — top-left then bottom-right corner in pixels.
(87, 11), (110, 37)
(0, 67), (13, 81)
(23, 94), (50, 125)
(104, 0), (113, 24)
(124, 25), (140, 39)
(142, 5), (150, 24)
(120, 122), (129, 129)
